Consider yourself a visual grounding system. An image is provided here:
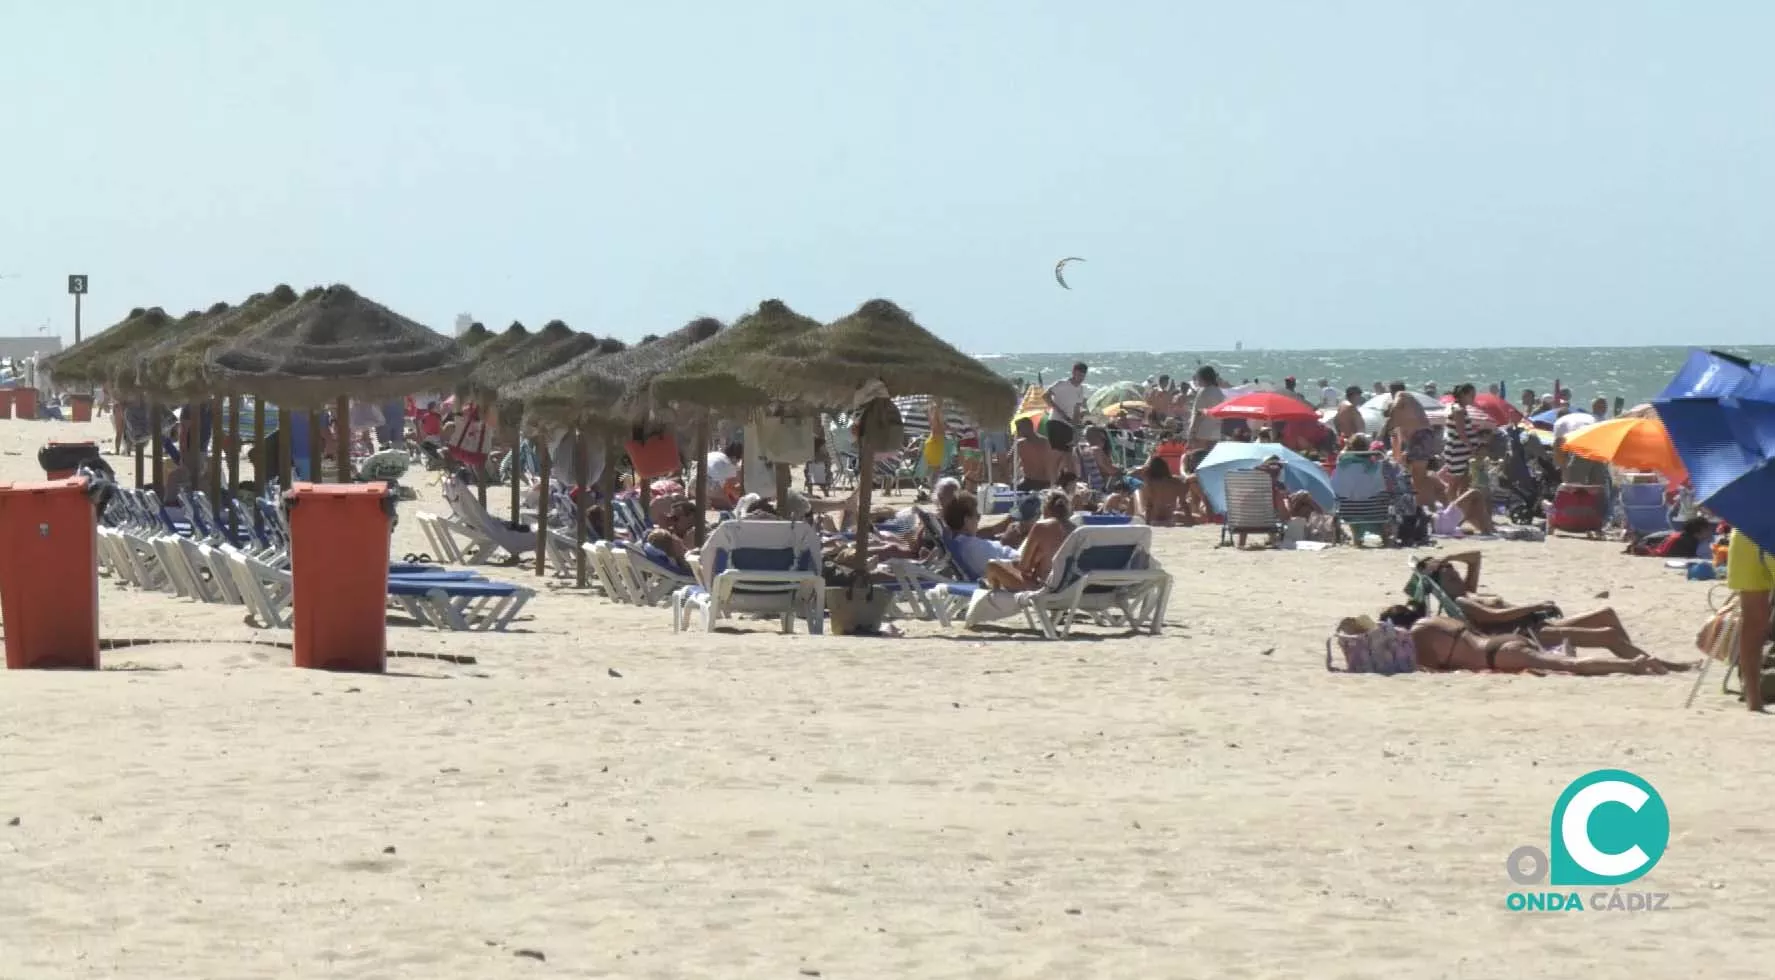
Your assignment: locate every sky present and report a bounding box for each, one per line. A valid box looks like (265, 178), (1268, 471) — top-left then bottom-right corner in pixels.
(2, 1), (1770, 352)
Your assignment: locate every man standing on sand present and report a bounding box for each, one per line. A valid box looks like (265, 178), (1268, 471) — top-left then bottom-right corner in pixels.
(1728, 528), (1775, 712)
(1379, 382), (1440, 506)
(1042, 362), (1089, 457)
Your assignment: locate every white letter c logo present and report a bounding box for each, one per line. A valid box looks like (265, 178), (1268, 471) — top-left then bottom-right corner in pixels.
(1561, 780), (1650, 878)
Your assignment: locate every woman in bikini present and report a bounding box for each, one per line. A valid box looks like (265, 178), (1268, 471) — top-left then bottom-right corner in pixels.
(1397, 611), (1670, 675)
(1416, 552), (1693, 671)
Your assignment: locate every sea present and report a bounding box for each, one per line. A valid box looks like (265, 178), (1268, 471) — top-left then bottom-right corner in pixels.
(974, 345), (1775, 408)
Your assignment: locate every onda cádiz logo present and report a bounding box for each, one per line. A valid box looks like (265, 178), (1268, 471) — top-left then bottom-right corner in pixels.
(1504, 769), (1671, 913)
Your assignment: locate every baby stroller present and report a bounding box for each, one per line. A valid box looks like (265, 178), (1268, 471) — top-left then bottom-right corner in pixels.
(1499, 428), (1556, 524)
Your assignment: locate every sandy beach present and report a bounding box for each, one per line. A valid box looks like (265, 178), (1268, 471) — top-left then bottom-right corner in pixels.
(0, 414), (1770, 980)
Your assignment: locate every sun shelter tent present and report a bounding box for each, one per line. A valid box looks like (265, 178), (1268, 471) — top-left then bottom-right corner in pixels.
(731, 299), (1019, 604)
(648, 300), (824, 543)
(206, 284), (471, 484)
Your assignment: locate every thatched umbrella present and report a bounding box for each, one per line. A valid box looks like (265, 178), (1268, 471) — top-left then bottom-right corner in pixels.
(464, 319), (605, 532)
(514, 319), (722, 549)
(733, 299), (1019, 594)
(207, 284), (470, 483)
(130, 286), (305, 513)
(42, 306), (181, 488)
(649, 300), (824, 541)
(498, 336), (630, 582)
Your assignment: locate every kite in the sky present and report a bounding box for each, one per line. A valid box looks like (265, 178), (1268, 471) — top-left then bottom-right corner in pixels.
(1054, 256), (1085, 290)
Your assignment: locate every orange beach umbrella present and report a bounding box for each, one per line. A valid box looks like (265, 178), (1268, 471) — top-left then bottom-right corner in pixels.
(1562, 416), (1687, 480)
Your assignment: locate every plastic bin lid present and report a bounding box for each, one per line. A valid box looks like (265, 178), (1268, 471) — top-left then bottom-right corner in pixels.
(0, 476), (90, 494)
(285, 482), (392, 499)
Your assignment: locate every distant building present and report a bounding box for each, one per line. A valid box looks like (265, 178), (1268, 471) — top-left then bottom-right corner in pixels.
(454, 314), (474, 337)
(0, 336), (62, 360)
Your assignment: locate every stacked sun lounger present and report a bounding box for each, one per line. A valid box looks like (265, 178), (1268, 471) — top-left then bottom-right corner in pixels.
(95, 485), (533, 633)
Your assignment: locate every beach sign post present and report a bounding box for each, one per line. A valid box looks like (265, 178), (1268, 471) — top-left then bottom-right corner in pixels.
(67, 274), (89, 343)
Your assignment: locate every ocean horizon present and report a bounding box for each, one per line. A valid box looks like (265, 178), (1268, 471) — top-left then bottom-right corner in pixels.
(972, 344), (1775, 407)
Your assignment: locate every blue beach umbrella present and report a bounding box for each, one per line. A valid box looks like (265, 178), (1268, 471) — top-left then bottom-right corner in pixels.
(1195, 441), (1337, 514)
(1529, 408), (1562, 428)
(1654, 349), (1775, 549)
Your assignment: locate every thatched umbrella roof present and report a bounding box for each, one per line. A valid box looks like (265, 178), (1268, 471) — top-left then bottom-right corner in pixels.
(469, 320), (605, 414)
(205, 284), (469, 408)
(648, 299), (822, 415)
(456, 321), (531, 401)
(517, 318), (723, 429)
(130, 285), (304, 399)
(457, 321), (495, 350)
(40, 306), (177, 386)
(732, 299), (1017, 427)
(104, 308), (218, 395)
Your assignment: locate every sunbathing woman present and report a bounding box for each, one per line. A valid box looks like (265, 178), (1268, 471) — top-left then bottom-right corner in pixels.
(984, 492), (1073, 591)
(1135, 456), (1194, 526)
(1416, 551), (1692, 670)
(1375, 607), (1671, 675)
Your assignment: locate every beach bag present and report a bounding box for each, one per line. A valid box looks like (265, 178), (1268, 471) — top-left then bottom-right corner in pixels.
(1695, 591), (1739, 662)
(855, 397), (905, 451)
(447, 409), (497, 460)
(1327, 621), (1417, 674)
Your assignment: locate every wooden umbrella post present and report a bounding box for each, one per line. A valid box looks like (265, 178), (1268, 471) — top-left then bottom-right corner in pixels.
(598, 434), (618, 540)
(852, 422), (874, 581)
(276, 403), (293, 495)
(334, 397), (351, 483)
(208, 394), (224, 513)
(150, 400), (164, 489)
(509, 416), (523, 526)
(775, 463), (791, 516)
(692, 414), (710, 546)
(306, 409), (322, 484)
(534, 437), (552, 577)
(225, 395), (241, 537)
(574, 426), (590, 588)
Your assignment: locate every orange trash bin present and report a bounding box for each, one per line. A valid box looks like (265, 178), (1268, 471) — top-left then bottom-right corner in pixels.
(0, 390), (12, 419)
(69, 395), (94, 423)
(11, 387), (37, 420)
(285, 482), (393, 672)
(0, 477), (101, 670)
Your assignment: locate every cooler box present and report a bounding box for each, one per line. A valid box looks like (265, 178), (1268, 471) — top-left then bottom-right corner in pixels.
(1549, 484), (1606, 534)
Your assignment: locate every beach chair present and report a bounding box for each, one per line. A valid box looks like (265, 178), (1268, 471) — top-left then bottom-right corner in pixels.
(883, 511), (976, 624)
(1014, 525), (1171, 640)
(387, 576), (534, 631)
(433, 476), (535, 564)
(623, 542), (700, 606)
(672, 520), (825, 634)
(1618, 480), (1673, 537)
(1331, 451), (1392, 544)
(1220, 469), (1284, 548)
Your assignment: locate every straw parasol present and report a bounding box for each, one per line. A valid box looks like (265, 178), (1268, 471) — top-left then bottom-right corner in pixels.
(517, 318), (724, 430)
(457, 321), (495, 351)
(206, 284), (469, 408)
(648, 300), (822, 416)
(482, 320), (607, 418)
(732, 298), (1016, 429)
(130, 286), (304, 399)
(733, 299), (1017, 604)
(40, 306), (178, 386)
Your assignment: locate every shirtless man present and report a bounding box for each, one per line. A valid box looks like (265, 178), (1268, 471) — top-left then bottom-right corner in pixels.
(1146, 375), (1175, 422)
(1013, 416), (1055, 491)
(984, 492), (1073, 591)
(1379, 382), (1441, 507)
(1334, 386), (1366, 442)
